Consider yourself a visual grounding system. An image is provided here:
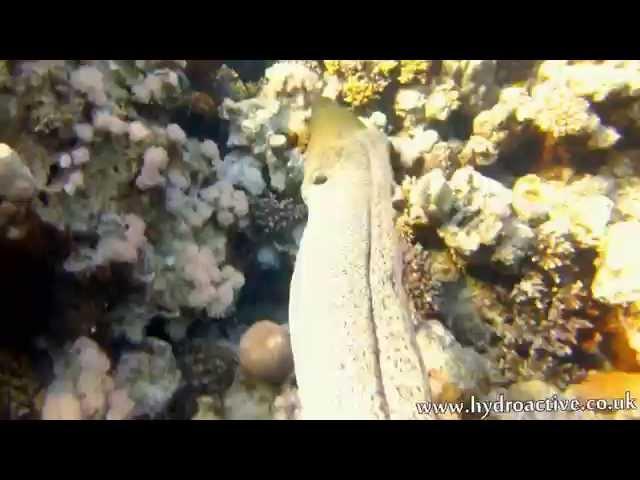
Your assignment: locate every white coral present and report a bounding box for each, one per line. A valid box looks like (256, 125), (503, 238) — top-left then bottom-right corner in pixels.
(201, 139), (221, 163)
(177, 242), (245, 318)
(113, 338), (181, 418)
(71, 146), (90, 166)
(218, 151), (266, 196)
(95, 213), (147, 265)
(220, 63), (323, 191)
(516, 80), (620, 148)
(166, 123), (187, 144)
(93, 110), (129, 135)
(70, 66), (108, 106)
(136, 146), (169, 190)
(73, 123), (94, 143)
(592, 221), (640, 304)
(439, 167), (513, 256)
(128, 121), (152, 143)
(390, 127), (439, 169)
(0, 143), (36, 201)
(42, 337), (114, 420)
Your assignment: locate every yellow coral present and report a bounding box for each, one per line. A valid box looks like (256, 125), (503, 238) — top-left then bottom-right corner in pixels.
(604, 305), (640, 371)
(322, 60), (362, 77)
(342, 75), (378, 107)
(398, 60), (431, 84)
(372, 60), (399, 77)
(567, 370), (640, 404)
(323, 60), (341, 76)
(323, 60), (398, 107)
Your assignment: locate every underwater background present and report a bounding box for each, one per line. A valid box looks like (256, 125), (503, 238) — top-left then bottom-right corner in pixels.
(2, 60), (640, 420)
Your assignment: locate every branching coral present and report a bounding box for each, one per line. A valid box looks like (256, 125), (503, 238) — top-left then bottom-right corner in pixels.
(394, 87), (428, 129)
(251, 190), (307, 238)
(13, 61), (87, 138)
(435, 273), (600, 388)
(458, 62), (631, 169)
(459, 87), (530, 166)
(63, 213), (148, 273)
(516, 80), (620, 150)
(436, 167), (521, 259)
(177, 339), (237, 397)
(220, 62), (322, 191)
(166, 179), (250, 229)
(112, 337), (181, 418)
(146, 241), (245, 339)
(398, 60), (432, 85)
(42, 337), (115, 420)
(403, 244), (460, 321)
(537, 60), (640, 104)
(4, 61), (254, 349)
(43, 336), (181, 420)
(441, 60), (500, 116)
(390, 126), (440, 170)
(513, 174), (614, 253)
(322, 60), (398, 107)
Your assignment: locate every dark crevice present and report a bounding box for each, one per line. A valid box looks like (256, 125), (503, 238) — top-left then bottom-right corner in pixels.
(224, 61), (272, 83)
(411, 224), (447, 250)
(466, 261), (521, 291)
(235, 263), (293, 316)
(477, 134), (544, 187)
(169, 106), (227, 147)
(432, 110), (473, 142)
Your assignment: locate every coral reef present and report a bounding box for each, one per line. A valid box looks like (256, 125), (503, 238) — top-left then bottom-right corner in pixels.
(41, 336), (181, 420)
(176, 339), (237, 396)
(42, 337), (116, 420)
(322, 60), (398, 107)
(415, 320), (494, 405)
(482, 380), (591, 420)
(0, 350), (43, 419)
(220, 61), (321, 192)
(395, 60), (640, 395)
(592, 221), (640, 304)
(222, 373), (279, 420)
(272, 383), (301, 420)
(5, 59), (640, 420)
(112, 337), (181, 418)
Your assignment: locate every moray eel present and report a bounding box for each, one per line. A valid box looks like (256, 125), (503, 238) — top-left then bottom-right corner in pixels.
(289, 98), (433, 419)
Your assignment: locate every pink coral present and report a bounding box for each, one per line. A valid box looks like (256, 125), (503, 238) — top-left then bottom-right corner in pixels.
(136, 146), (169, 190)
(96, 214), (147, 264)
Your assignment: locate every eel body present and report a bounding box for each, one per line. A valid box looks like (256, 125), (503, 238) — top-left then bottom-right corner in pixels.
(289, 99), (433, 419)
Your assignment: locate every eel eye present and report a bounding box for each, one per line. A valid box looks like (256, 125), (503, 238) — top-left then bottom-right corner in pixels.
(312, 172), (328, 185)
